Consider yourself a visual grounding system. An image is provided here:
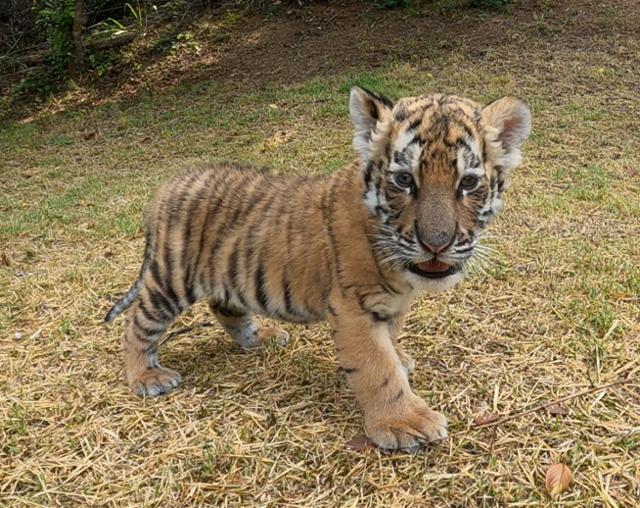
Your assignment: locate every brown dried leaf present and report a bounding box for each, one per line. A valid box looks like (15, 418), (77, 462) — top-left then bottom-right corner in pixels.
(473, 413), (499, 426)
(0, 251), (10, 267)
(260, 130), (294, 152)
(546, 403), (569, 416)
(345, 434), (374, 451)
(545, 464), (573, 497)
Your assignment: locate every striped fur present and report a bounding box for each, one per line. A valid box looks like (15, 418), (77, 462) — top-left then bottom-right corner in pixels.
(106, 88), (531, 450)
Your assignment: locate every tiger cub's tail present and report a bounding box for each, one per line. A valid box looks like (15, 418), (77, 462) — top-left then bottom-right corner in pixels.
(104, 236), (151, 323)
(104, 279), (142, 322)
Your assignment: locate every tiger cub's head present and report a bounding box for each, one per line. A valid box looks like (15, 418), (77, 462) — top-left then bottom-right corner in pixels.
(349, 86), (531, 291)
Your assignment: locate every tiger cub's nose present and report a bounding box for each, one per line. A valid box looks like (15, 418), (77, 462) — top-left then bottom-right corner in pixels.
(418, 230), (456, 254)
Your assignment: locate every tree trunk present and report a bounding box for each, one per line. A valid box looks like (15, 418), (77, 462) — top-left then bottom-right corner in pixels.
(68, 0), (85, 80)
(17, 31), (138, 67)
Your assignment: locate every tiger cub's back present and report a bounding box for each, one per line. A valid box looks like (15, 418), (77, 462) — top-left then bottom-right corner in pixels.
(145, 164), (334, 322)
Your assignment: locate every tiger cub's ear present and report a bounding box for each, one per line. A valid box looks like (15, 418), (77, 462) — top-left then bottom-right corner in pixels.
(349, 86), (394, 162)
(481, 97), (532, 171)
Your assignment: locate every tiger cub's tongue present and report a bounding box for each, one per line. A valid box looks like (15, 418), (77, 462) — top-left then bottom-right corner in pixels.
(416, 260), (451, 273)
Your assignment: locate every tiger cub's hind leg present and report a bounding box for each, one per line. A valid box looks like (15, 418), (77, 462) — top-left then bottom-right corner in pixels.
(208, 301), (289, 349)
(124, 284), (183, 397)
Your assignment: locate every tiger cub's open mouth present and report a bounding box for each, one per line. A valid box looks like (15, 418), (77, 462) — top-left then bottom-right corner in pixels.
(409, 259), (461, 279)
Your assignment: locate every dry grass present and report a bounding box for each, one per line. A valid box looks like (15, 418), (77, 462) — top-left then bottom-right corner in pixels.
(1, 0), (639, 506)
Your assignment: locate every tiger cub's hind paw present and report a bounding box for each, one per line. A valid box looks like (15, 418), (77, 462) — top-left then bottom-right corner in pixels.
(397, 347), (416, 374)
(130, 367), (182, 397)
(254, 326), (290, 348)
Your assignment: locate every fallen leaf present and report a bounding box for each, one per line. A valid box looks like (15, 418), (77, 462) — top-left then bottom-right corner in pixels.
(546, 403), (568, 416)
(345, 435), (374, 451)
(545, 464), (573, 497)
(260, 130), (294, 152)
(474, 413), (499, 426)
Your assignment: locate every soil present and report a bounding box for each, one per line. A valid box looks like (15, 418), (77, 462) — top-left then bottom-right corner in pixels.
(4, 0), (639, 120)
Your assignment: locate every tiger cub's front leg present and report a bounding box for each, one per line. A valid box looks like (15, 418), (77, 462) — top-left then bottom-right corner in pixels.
(389, 311), (416, 374)
(330, 298), (447, 450)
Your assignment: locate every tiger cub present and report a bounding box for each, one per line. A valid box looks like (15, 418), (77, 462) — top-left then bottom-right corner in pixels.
(105, 87), (531, 450)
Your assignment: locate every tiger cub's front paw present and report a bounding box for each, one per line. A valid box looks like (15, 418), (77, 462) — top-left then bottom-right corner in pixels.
(129, 366), (182, 397)
(365, 395), (448, 451)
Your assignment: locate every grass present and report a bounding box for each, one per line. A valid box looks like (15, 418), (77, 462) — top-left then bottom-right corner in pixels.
(1, 0), (639, 505)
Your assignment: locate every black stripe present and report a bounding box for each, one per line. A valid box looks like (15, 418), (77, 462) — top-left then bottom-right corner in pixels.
(341, 367), (359, 374)
(193, 192), (227, 288)
(393, 150), (411, 167)
(235, 288), (248, 309)
(357, 86), (393, 111)
(138, 231), (152, 279)
(184, 281), (196, 306)
(161, 223), (179, 305)
(228, 239), (241, 289)
(460, 122), (475, 141)
(164, 172), (199, 300)
(393, 103), (408, 122)
(138, 299), (163, 324)
(147, 289), (175, 320)
(408, 118), (421, 131)
(214, 305), (245, 318)
(133, 314), (163, 337)
(254, 259), (269, 311)
(182, 173), (211, 274)
(229, 239), (249, 309)
(164, 281), (181, 313)
(197, 174), (246, 289)
(381, 377), (390, 388)
(147, 261), (181, 314)
(356, 292), (369, 314)
(143, 343), (157, 355)
(381, 282), (401, 295)
(283, 277), (297, 317)
(242, 188), (275, 278)
(363, 161), (374, 188)
(221, 284), (230, 306)
(184, 171), (217, 295)
(458, 138), (472, 154)
(234, 184), (268, 225)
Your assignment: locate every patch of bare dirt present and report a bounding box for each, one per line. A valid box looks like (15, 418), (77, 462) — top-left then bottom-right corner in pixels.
(5, 0), (640, 121)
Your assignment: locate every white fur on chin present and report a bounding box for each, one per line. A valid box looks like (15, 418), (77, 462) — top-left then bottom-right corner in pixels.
(407, 270), (464, 293)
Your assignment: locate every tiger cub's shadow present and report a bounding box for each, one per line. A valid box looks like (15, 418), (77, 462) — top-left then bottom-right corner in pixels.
(161, 319), (341, 403)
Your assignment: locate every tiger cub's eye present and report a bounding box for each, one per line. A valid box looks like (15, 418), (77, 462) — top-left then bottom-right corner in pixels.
(393, 172), (414, 189)
(460, 175), (480, 191)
